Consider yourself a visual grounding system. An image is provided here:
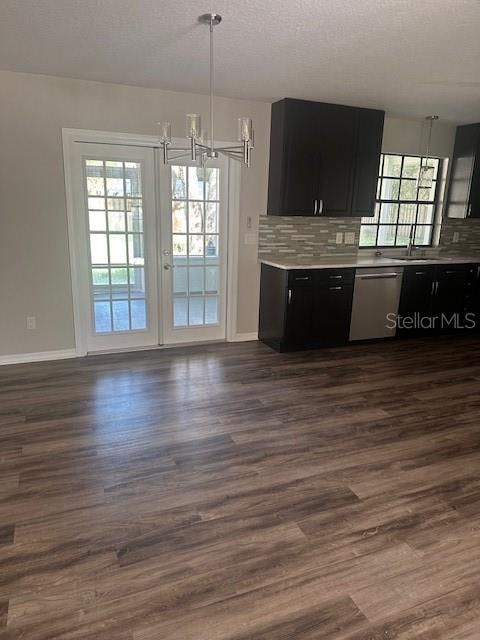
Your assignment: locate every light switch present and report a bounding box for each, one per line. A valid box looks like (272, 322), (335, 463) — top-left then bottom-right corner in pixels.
(335, 232), (343, 245)
(27, 316), (36, 330)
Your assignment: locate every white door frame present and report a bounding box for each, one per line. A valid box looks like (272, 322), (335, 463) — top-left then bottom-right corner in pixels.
(62, 128), (241, 356)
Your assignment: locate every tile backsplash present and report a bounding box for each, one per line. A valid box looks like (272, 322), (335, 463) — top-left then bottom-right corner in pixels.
(258, 216), (361, 260)
(439, 218), (480, 255)
(258, 214), (480, 260)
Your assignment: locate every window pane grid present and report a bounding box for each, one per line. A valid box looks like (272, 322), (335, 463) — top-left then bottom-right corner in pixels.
(171, 165), (220, 328)
(86, 159), (147, 334)
(360, 154), (440, 248)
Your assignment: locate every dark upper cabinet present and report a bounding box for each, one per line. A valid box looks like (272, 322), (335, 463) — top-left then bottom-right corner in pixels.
(267, 98), (385, 217)
(446, 123), (480, 219)
(352, 109), (385, 216)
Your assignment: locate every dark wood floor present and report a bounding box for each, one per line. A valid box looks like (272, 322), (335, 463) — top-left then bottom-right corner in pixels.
(2, 336), (480, 638)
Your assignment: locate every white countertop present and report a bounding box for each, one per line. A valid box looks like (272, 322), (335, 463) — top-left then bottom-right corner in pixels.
(259, 254), (480, 270)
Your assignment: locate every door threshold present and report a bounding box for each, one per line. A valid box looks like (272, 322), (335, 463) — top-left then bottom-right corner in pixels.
(87, 339), (227, 356)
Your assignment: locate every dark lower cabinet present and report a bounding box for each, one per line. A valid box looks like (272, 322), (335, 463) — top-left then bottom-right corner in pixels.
(258, 265), (354, 352)
(398, 264), (479, 336)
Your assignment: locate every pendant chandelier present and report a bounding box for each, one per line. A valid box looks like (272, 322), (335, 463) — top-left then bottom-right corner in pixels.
(418, 115), (439, 188)
(158, 13), (254, 167)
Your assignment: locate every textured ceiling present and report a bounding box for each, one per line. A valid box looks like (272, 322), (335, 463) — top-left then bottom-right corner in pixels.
(0, 0), (480, 122)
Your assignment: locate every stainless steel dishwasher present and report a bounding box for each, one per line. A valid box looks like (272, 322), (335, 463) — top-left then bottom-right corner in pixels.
(349, 267), (404, 341)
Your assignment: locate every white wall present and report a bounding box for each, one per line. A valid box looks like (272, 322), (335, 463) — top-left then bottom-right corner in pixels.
(382, 115), (455, 159)
(0, 71), (270, 356)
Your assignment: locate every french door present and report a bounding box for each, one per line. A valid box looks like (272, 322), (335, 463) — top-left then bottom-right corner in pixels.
(159, 157), (228, 344)
(71, 143), (159, 352)
(69, 138), (229, 353)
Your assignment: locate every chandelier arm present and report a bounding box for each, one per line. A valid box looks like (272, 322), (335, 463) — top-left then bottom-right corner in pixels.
(213, 145), (247, 152)
(164, 150), (194, 162)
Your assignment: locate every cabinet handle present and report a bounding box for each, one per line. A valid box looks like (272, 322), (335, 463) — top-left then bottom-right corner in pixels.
(432, 280), (439, 296)
(288, 288), (292, 304)
(467, 203), (472, 217)
(329, 286), (342, 291)
(318, 199), (324, 215)
(294, 276), (310, 281)
(313, 199), (318, 216)
(445, 270), (459, 275)
(415, 271), (426, 275)
(328, 275), (343, 280)
(358, 272), (399, 279)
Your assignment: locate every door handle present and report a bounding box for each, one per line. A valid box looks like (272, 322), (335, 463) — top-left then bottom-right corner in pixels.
(163, 263), (173, 270)
(358, 272), (400, 279)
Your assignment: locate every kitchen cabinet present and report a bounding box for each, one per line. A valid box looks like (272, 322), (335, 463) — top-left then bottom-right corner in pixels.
(267, 98), (384, 217)
(258, 265), (354, 351)
(446, 123), (480, 219)
(398, 264), (478, 335)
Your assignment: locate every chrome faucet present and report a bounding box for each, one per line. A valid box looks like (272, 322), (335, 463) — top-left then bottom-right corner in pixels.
(406, 225), (416, 257)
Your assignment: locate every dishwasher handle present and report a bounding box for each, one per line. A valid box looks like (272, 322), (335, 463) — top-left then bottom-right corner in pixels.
(357, 272), (401, 280)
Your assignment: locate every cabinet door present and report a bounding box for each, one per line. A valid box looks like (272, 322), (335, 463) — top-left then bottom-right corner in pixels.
(433, 265), (474, 331)
(317, 103), (357, 217)
(285, 274), (314, 347)
(312, 285), (354, 346)
(351, 109), (385, 217)
(282, 100), (320, 216)
(446, 123), (480, 219)
(397, 267), (436, 336)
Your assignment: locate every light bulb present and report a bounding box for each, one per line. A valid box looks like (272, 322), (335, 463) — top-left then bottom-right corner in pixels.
(186, 114), (201, 139)
(158, 121), (171, 144)
(238, 117), (253, 142)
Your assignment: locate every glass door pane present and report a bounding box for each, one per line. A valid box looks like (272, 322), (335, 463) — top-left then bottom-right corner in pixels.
(85, 160), (148, 334)
(171, 165), (220, 328)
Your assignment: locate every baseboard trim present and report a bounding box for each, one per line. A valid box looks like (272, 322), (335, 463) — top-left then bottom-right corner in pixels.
(230, 332), (258, 343)
(0, 349), (78, 366)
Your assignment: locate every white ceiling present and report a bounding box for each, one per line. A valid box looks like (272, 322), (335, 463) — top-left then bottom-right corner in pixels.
(1, 0), (480, 123)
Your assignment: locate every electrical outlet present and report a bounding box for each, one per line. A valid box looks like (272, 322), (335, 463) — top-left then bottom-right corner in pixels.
(27, 316), (36, 330)
(344, 232), (356, 245)
(335, 232), (343, 245)
(453, 231), (460, 243)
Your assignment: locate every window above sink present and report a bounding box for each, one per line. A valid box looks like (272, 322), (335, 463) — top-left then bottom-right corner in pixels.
(359, 153), (442, 249)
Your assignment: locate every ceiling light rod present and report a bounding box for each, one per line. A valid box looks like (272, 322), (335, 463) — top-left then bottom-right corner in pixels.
(418, 115), (439, 187)
(158, 13), (254, 167)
